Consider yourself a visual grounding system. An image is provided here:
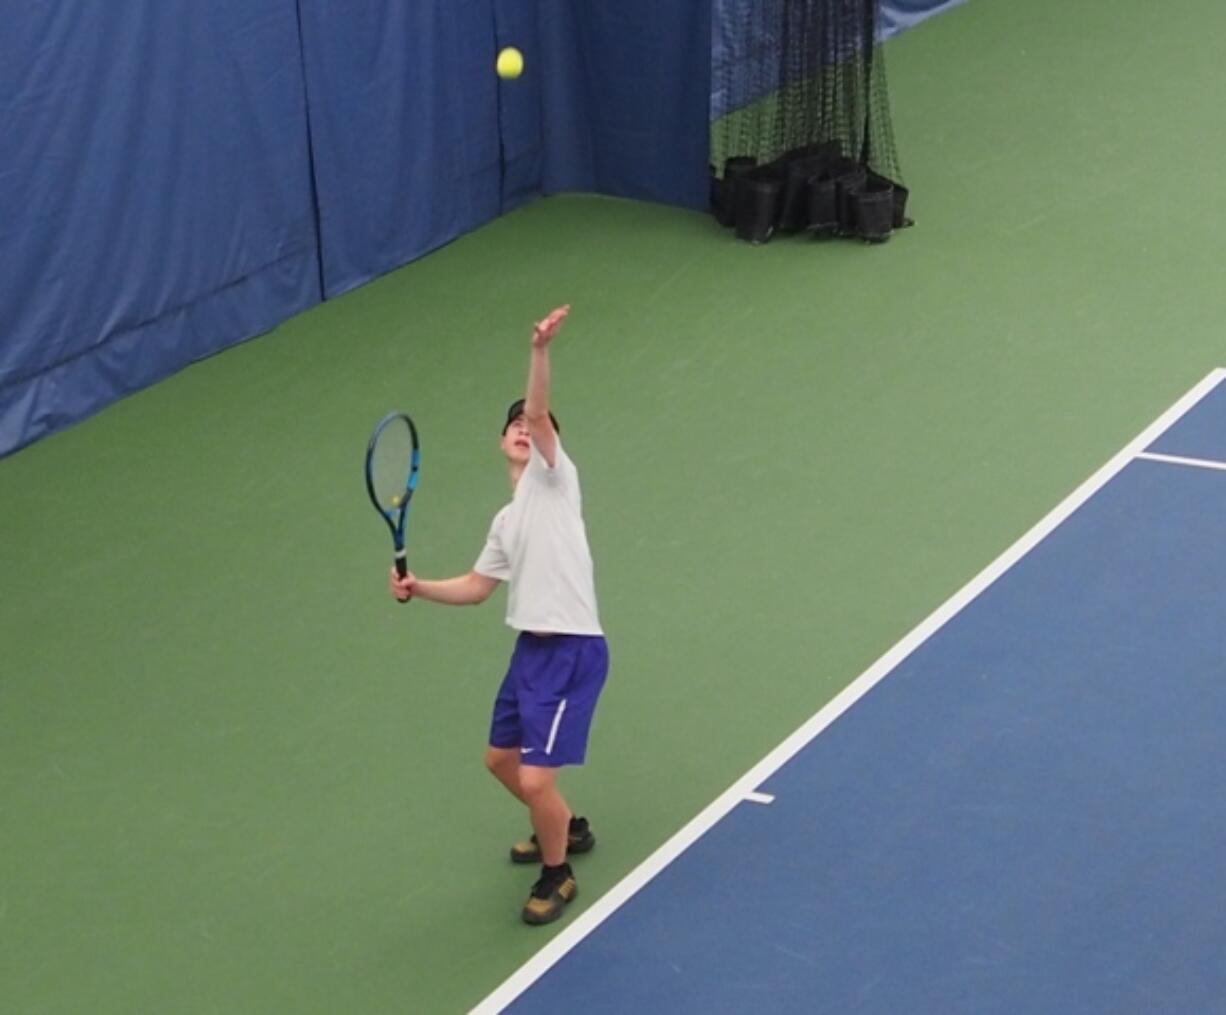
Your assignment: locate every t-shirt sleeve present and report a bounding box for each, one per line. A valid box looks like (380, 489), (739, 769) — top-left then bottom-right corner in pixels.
(473, 511), (511, 580)
(526, 435), (576, 487)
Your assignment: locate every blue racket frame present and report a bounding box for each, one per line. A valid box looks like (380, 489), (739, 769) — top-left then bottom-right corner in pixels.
(365, 411), (420, 579)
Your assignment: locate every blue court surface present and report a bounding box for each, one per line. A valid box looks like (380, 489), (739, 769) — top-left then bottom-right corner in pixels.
(477, 370), (1226, 1015)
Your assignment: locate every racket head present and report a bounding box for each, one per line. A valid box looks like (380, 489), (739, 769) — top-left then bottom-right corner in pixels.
(365, 411), (420, 555)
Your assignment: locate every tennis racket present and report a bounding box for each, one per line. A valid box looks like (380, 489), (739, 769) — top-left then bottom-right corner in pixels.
(365, 412), (420, 590)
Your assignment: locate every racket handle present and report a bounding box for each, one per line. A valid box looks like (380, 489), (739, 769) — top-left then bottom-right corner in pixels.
(394, 551), (411, 604)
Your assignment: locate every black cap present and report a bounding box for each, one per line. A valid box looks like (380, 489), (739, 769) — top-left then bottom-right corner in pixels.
(503, 398), (559, 434)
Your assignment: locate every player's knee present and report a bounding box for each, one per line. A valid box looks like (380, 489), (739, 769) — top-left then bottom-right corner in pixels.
(484, 746), (514, 776)
(518, 765), (556, 800)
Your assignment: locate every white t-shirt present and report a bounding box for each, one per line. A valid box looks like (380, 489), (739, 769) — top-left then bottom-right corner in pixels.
(473, 437), (603, 636)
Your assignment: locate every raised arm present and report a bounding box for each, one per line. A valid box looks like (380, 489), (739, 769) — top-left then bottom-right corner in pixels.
(523, 304), (569, 468)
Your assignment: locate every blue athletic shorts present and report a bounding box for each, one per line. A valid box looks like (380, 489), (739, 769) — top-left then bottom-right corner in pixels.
(488, 633), (609, 767)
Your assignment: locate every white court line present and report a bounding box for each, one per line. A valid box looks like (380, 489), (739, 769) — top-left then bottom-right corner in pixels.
(1136, 451), (1226, 473)
(744, 791), (775, 805)
(472, 367), (1226, 1015)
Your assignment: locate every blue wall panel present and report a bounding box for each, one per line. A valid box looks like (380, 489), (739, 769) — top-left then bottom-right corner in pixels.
(538, 1), (712, 211)
(7, 0), (910, 456)
(299, 0), (711, 300)
(0, 0), (321, 455)
(297, 0), (507, 299)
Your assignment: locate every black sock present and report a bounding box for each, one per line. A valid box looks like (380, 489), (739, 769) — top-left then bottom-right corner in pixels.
(543, 862), (571, 877)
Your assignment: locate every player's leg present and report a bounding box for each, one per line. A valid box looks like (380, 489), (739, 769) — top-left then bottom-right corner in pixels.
(484, 745), (528, 804)
(518, 764), (570, 865)
(516, 635), (609, 925)
(487, 652), (528, 803)
(518, 762), (579, 926)
(509, 635), (607, 863)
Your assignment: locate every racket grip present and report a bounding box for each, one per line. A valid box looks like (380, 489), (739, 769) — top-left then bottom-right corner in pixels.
(394, 551), (411, 604)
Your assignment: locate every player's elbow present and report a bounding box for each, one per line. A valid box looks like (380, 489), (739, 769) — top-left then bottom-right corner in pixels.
(467, 572), (498, 604)
(524, 410), (560, 443)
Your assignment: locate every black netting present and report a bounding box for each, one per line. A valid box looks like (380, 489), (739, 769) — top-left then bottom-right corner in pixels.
(710, 0), (910, 244)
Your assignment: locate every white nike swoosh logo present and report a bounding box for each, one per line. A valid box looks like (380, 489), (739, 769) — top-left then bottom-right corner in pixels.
(520, 747), (535, 754)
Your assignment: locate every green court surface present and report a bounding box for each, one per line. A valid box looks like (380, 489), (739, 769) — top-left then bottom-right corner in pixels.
(3, 1), (1225, 1011)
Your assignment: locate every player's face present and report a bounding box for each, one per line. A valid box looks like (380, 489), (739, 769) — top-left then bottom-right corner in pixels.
(501, 415), (531, 463)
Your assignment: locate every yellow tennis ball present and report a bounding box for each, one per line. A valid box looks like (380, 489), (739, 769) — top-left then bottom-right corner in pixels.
(496, 47), (523, 80)
(391, 495), (402, 507)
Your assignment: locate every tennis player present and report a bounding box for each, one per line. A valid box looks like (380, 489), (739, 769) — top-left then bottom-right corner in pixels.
(388, 304), (608, 925)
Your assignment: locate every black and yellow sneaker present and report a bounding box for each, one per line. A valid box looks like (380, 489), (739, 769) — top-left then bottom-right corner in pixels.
(521, 863), (578, 926)
(510, 816), (595, 864)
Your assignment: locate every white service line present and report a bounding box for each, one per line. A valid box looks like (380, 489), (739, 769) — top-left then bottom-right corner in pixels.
(471, 367), (1226, 1015)
(1136, 451), (1226, 473)
(744, 791), (776, 805)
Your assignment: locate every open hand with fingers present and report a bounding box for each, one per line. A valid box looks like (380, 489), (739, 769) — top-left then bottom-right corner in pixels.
(532, 305), (571, 348)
